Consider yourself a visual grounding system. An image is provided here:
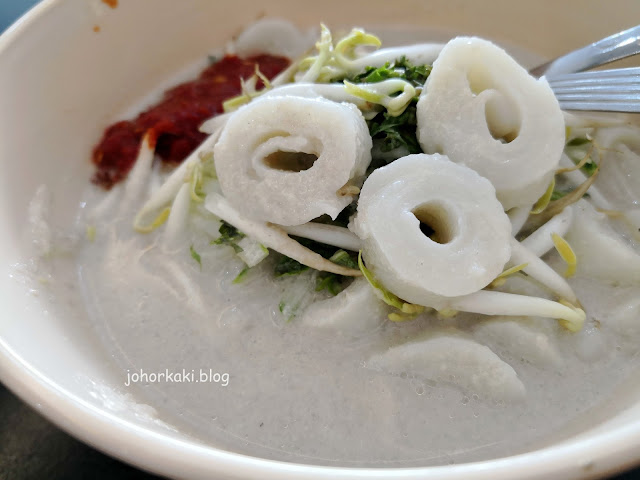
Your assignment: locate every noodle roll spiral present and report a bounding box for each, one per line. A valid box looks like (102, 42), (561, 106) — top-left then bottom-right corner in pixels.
(352, 153), (512, 303)
(214, 95), (372, 226)
(416, 37), (565, 210)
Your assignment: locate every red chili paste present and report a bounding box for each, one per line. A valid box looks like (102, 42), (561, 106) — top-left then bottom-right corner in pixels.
(101, 0), (118, 9)
(92, 54), (290, 188)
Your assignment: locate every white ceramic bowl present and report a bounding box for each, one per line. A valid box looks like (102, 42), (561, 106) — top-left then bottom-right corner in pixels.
(2, 1), (640, 478)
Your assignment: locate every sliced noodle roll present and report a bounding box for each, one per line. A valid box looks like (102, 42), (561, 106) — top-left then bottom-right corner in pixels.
(214, 95), (372, 226)
(416, 37), (565, 210)
(352, 153), (512, 302)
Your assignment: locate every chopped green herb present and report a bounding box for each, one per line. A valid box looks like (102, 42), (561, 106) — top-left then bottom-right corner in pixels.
(551, 190), (569, 201)
(394, 56), (432, 85)
(581, 161), (598, 176)
(565, 136), (598, 177)
(350, 63), (397, 83)
(274, 256), (309, 276)
(315, 273), (344, 295)
(277, 293), (304, 322)
(219, 221), (244, 241)
(273, 237), (332, 276)
(274, 244), (356, 290)
(368, 107), (421, 154)
(566, 137), (591, 147)
(345, 57), (430, 156)
(347, 56), (431, 87)
(329, 249), (358, 269)
(313, 250), (357, 296)
(211, 221), (245, 253)
(190, 245), (202, 269)
(233, 266), (250, 284)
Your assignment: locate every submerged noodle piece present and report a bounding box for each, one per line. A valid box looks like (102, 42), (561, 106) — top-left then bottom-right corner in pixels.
(608, 291), (640, 352)
(473, 317), (563, 368)
(301, 278), (387, 332)
(416, 37), (564, 210)
(557, 153), (640, 237)
(590, 124), (640, 233)
(159, 259), (208, 317)
(368, 330), (526, 401)
(214, 95), (372, 226)
(593, 124), (640, 209)
(565, 200), (640, 285)
(352, 153), (512, 302)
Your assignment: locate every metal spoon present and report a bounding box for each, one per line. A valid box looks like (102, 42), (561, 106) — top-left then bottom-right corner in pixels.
(529, 24), (640, 78)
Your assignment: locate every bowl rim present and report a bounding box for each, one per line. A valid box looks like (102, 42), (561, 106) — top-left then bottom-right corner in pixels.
(2, 1), (640, 479)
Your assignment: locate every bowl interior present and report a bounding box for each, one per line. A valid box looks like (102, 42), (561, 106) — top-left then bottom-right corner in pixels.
(2, 1), (640, 478)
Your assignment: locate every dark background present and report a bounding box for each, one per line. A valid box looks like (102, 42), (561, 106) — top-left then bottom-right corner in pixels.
(0, 2), (639, 479)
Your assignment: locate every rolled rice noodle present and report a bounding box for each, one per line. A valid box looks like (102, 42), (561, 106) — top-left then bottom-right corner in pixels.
(351, 153), (584, 328)
(214, 95), (372, 226)
(416, 37), (565, 210)
(352, 153), (512, 302)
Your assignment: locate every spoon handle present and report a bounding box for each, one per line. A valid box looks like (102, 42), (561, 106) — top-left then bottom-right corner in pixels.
(530, 24), (640, 78)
